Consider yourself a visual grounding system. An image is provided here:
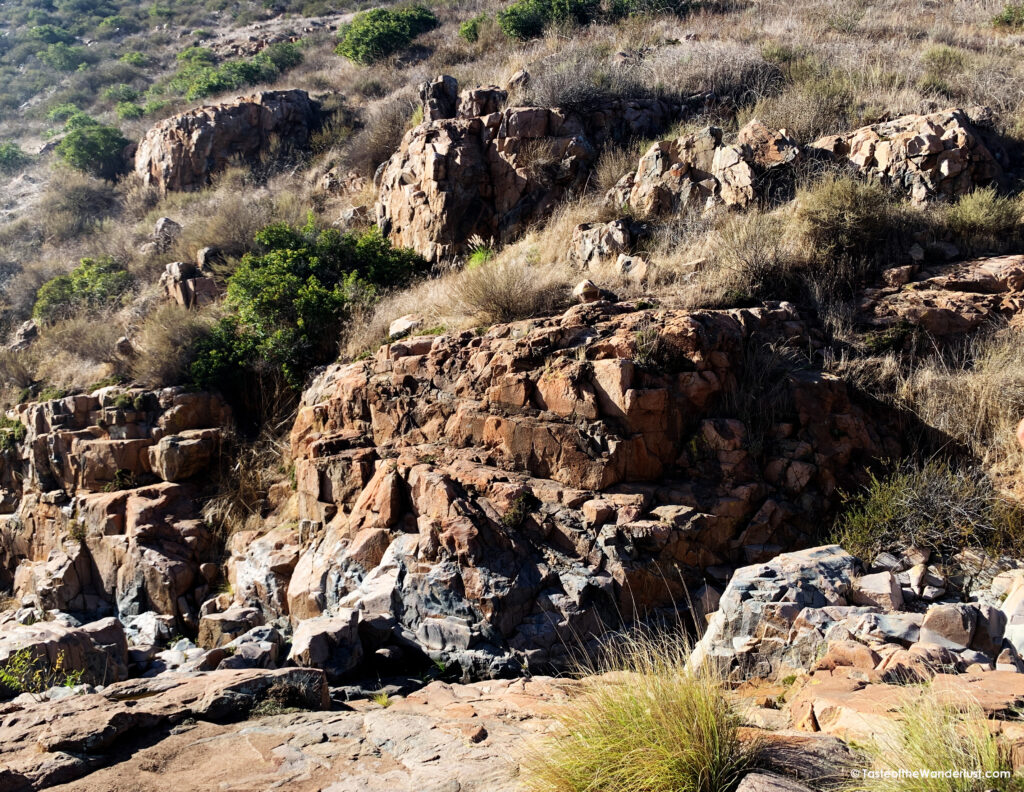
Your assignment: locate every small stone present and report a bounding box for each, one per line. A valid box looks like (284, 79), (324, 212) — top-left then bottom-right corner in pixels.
(572, 279), (601, 303)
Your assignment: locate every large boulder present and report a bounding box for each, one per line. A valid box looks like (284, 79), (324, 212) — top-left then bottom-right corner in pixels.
(689, 545), (859, 676)
(135, 90), (321, 193)
(0, 617), (129, 688)
(287, 610), (363, 682)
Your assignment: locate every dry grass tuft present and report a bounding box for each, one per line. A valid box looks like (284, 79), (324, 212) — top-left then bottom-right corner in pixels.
(129, 302), (217, 388)
(856, 684), (1017, 792)
(523, 632), (755, 792)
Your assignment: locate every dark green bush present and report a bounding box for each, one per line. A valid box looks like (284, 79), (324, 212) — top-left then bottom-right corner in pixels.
(116, 101), (143, 119)
(38, 42), (90, 71)
(163, 42), (303, 101)
(498, 0), (600, 39)
(33, 256), (133, 323)
(192, 218), (425, 390)
(0, 416), (26, 452)
(459, 13), (489, 42)
(27, 24), (76, 45)
(102, 82), (138, 102)
(55, 123), (129, 179)
(0, 142), (30, 174)
(335, 6), (438, 65)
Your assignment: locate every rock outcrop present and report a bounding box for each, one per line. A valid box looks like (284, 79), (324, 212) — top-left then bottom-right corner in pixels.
(810, 106), (1005, 203)
(215, 300), (905, 678)
(606, 120), (800, 216)
(0, 667), (330, 791)
(135, 90), (321, 193)
(692, 544), (1024, 681)
(376, 75), (690, 261)
(859, 253), (1024, 337)
(0, 388), (230, 630)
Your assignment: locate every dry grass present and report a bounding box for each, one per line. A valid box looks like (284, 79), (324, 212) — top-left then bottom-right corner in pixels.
(523, 632), (755, 792)
(896, 330), (1024, 473)
(129, 302), (218, 388)
(856, 683), (1017, 792)
(202, 428), (289, 538)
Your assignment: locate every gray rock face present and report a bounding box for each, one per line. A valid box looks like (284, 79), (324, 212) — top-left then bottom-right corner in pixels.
(690, 545), (858, 676)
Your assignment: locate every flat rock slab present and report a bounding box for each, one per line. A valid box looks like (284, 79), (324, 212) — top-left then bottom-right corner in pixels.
(2, 675), (572, 792)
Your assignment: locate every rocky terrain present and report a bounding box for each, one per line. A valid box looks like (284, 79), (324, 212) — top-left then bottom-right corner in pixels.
(4, 0), (1024, 787)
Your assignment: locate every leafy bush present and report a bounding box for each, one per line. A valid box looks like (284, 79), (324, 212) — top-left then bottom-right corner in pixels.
(163, 42), (304, 101)
(116, 101), (143, 119)
(459, 13), (489, 42)
(119, 50), (146, 66)
(335, 6), (438, 65)
(993, 2), (1024, 28)
(497, 0), (605, 39)
(833, 460), (1024, 564)
(191, 218), (425, 390)
(0, 142), (30, 174)
(38, 42), (90, 71)
(33, 256), (133, 323)
(55, 122), (129, 179)
(0, 416), (26, 452)
(102, 82), (138, 102)
(524, 633), (754, 792)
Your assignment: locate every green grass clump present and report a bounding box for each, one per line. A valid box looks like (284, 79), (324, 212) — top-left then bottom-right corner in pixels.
(335, 6), (438, 65)
(833, 460), (1024, 564)
(524, 634), (754, 792)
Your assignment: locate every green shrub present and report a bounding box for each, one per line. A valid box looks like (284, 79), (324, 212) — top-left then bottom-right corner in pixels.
(116, 101), (143, 119)
(191, 218), (425, 390)
(165, 42), (304, 101)
(38, 42), (90, 71)
(944, 187), (1023, 255)
(33, 256), (133, 323)
(119, 51), (146, 66)
(27, 24), (76, 45)
(102, 82), (138, 102)
(0, 142), (30, 174)
(459, 13), (489, 42)
(335, 6), (439, 65)
(46, 102), (81, 123)
(0, 416), (26, 452)
(498, 0), (601, 39)
(833, 460), (1024, 564)
(55, 123), (129, 179)
(993, 2), (1024, 28)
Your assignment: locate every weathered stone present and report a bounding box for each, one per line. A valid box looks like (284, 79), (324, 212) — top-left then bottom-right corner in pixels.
(135, 90), (321, 193)
(287, 610), (364, 682)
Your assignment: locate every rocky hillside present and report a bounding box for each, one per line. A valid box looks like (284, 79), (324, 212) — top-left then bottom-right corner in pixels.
(3, 0), (1024, 788)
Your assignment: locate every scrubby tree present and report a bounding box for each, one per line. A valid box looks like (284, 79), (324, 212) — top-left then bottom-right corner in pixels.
(335, 6), (438, 64)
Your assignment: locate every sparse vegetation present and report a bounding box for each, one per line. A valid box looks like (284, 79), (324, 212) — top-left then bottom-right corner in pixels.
(857, 685), (1019, 792)
(0, 648), (84, 698)
(833, 460), (1024, 564)
(524, 633), (755, 792)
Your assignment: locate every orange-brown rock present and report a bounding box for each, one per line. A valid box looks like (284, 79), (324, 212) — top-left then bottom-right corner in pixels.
(376, 76), (683, 260)
(266, 302), (900, 675)
(135, 90), (321, 193)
